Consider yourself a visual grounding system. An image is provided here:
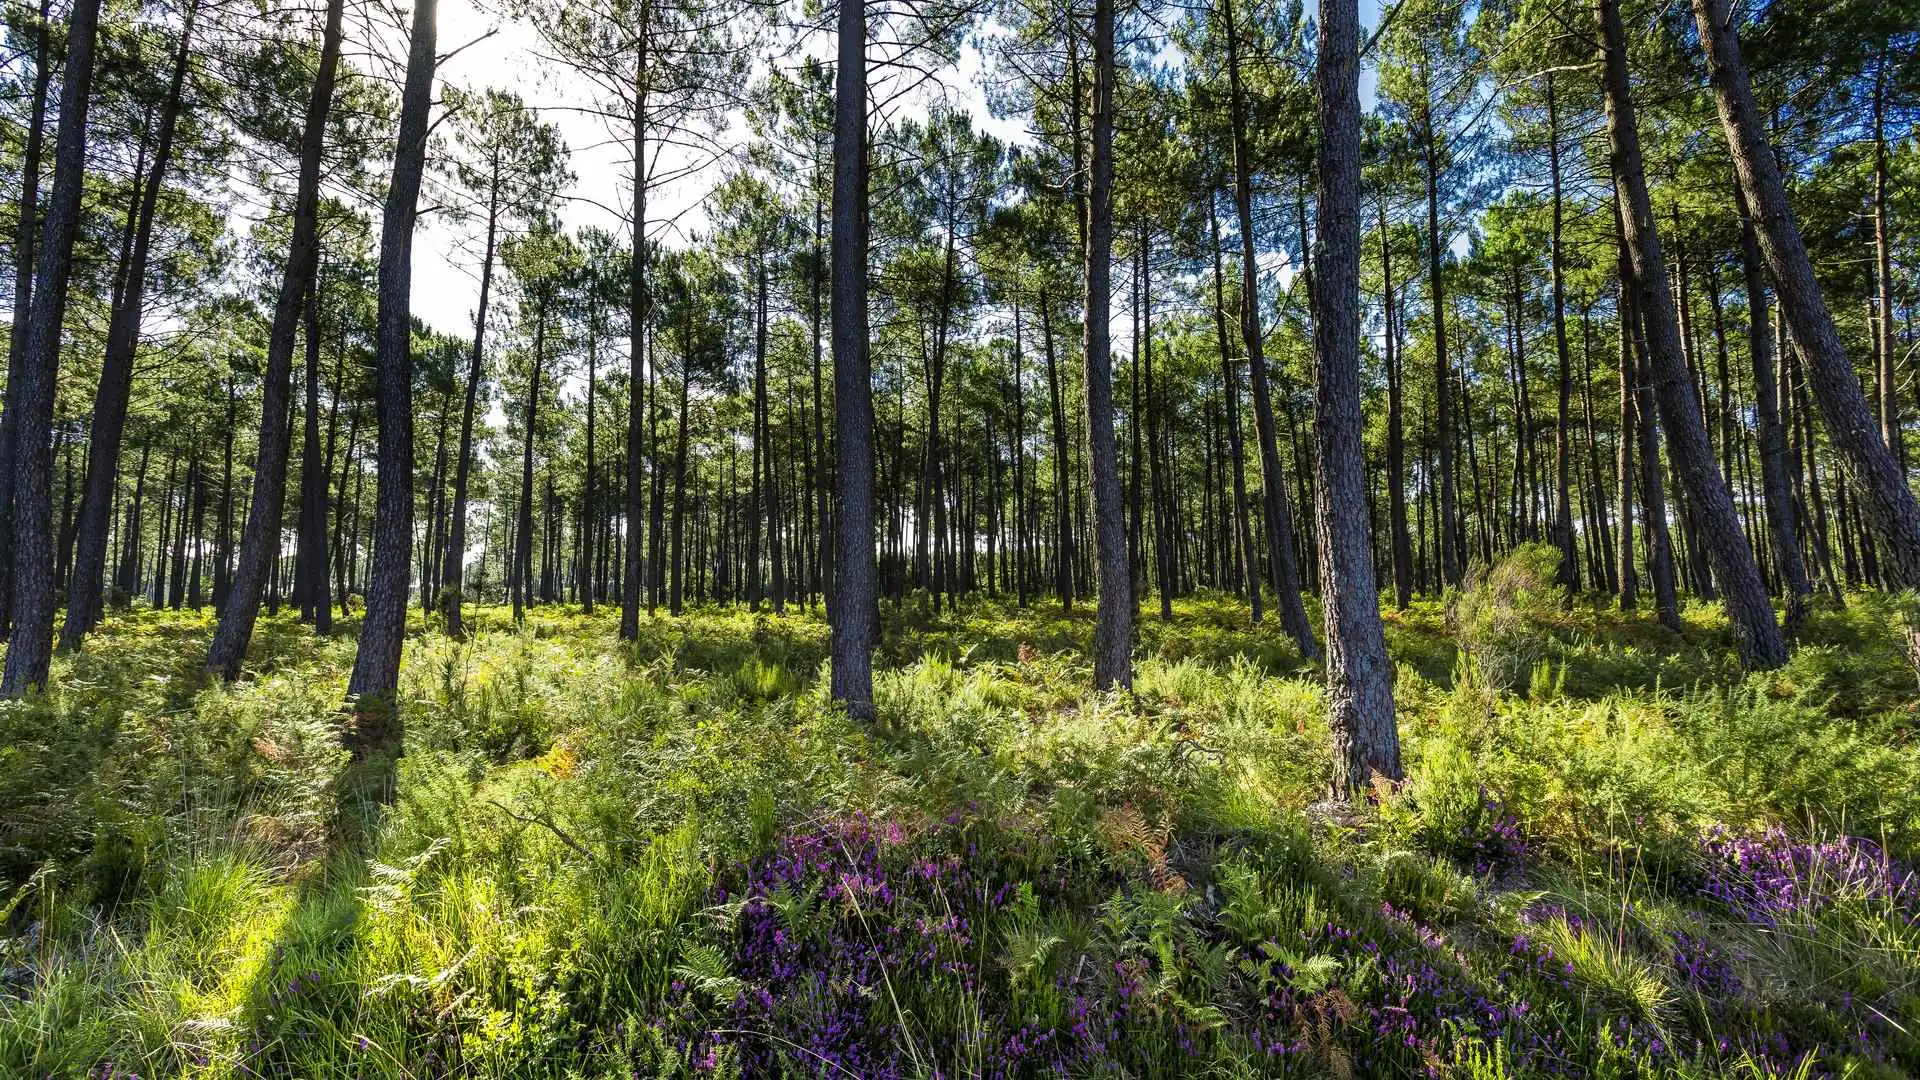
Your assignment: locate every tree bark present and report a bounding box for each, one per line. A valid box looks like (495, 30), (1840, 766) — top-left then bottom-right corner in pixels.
(827, 0), (872, 718)
(345, 0), (437, 746)
(1222, 0), (1317, 658)
(1, 0), (104, 695)
(1738, 187), (1812, 628)
(513, 290), (548, 623)
(582, 306), (598, 612)
(1546, 74), (1577, 589)
(1314, 0), (1398, 795)
(1040, 293), (1074, 610)
(1082, 0), (1131, 689)
(442, 189), (500, 639)
(303, 277), (332, 631)
(1423, 101), (1461, 587)
(61, 5), (196, 648)
(0, 0), (54, 641)
(621, 18), (652, 639)
(1209, 201), (1263, 620)
(1378, 198), (1413, 608)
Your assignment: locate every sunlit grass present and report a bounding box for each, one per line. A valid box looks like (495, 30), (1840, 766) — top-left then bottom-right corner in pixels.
(3, 562), (1918, 1076)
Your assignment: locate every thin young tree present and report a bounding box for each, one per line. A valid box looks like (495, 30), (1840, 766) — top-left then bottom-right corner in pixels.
(1217, 0), (1318, 657)
(205, 0), (346, 680)
(438, 88), (569, 637)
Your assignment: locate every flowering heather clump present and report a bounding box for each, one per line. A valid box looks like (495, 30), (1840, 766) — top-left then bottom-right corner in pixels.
(661, 816), (1166, 1079)
(1668, 930), (1740, 994)
(1699, 827), (1920, 926)
(1417, 784), (1530, 880)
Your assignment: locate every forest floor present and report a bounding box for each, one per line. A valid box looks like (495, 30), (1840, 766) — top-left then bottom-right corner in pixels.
(3, 570), (1919, 1078)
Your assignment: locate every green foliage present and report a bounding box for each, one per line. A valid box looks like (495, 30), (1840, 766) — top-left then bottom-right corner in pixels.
(1449, 542), (1568, 693)
(3, 599), (1919, 1077)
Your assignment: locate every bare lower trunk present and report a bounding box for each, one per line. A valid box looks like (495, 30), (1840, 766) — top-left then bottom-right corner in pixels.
(827, 0), (873, 719)
(62, 6), (196, 649)
(1209, 203), (1263, 621)
(1738, 188), (1811, 628)
(1083, 0), (1131, 689)
(1223, 0), (1317, 657)
(303, 279), (332, 632)
(0, 0), (52, 642)
(442, 196), (499, 639)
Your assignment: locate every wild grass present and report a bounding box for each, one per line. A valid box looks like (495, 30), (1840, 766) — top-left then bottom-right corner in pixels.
(2, 559), (1917, 1077)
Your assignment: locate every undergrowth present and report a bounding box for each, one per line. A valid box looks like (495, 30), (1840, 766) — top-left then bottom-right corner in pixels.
(3, 571), (1917, 1078)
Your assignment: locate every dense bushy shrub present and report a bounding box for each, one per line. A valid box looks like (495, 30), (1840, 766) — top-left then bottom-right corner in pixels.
(1449, 543), (1568, 692)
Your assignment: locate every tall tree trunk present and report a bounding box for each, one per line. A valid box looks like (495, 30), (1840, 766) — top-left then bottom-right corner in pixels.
(1738, 188), (1812, 628)
(345, 0), (437, 747)
(1546, 73), (1577, 589)
(1041, 293), (1074, 611)
(1, 0), (104, 695)
(215, 375), (236, 605)
(0, 0), (54, 641)
(442, 180), (500, 638)
(333, 406), (360, 610)
(668, 338), (690, 614)
(513, 293), (547, 623)
(1423, 109), (1461, 587)
(1084, 0), (1132, 689)
(1141, 228), (1172, 622)
(1223, 0), (1316, 657)
(187, 454), (206, 608)
(1691, 0), (1920, 589)
(1870, 52), (1901, 471)
(1209, 202), (1264, 620)
(205, 0), (344, 680)
(648, 338), (667, 611)
(153, 447), (176, 610)
(1617, 283), (1639, 609)
(582, 308), (598, 612)
(1010, 304), (1030, 607)
(304, 279), (332, 632)
(1314, 0), (1398, 794)
(1600, 0), (1784, 667)
(61, 5), (196, 648)
(1378, 198), (1412, 608)
(1579, 314), (1616, 592)
(1628, 284), (1681, 629)
(749, 284), (767, 611)
(621, 22), (653, 639)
